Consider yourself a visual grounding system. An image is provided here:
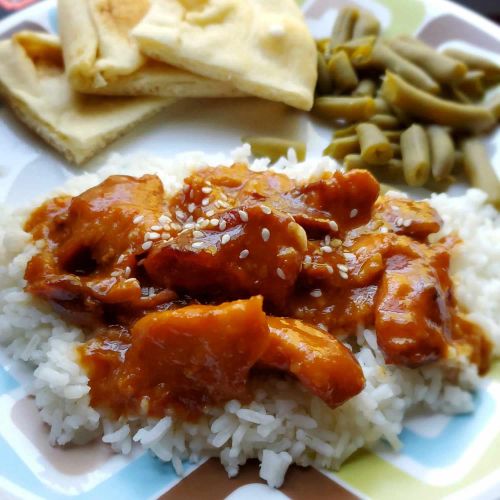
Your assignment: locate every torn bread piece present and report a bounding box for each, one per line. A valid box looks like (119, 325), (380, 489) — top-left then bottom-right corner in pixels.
(58, 0), (243, 98)
(0, 31), (174, 165)
(131, 0), (317, 110)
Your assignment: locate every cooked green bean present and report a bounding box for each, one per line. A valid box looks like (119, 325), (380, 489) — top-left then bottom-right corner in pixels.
(316, 38), (330, 55)
(388, 36), (467, 83)
(333, 124), (358, 138)
(327, 51), (359, 92)
(444, 48), (500, 83)
(352, 10), (380, 38)
(400, 124), (431, 187)
(344, 154), (405, 183)
(369, 114), (400, 129)
(323, 136), (360, 160)
(243, 137), (306, 162)
(374, 97), (390, 114)
(487, 93), (500, 120)
(427, 125), (455, 181)
(314, 96), (376, 122)
(356, 123), (393, 165)
(462, 139), (500, 203)
(381, 72), (496, 132)
(353, 79), (377, 97)
(317, 52), (332, 95)
(352, 41), (440, 95)
(335, 36), (376, 56)
(456, 70), (485, 101)
(330, 7), (359, 48)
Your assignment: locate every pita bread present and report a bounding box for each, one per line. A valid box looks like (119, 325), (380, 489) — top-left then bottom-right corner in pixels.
(58, 0), (243, 97)
(131, 0), (317, 110)
(0, 31), (173, 165)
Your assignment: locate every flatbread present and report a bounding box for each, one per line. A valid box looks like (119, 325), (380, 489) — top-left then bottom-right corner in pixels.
(0, 31), (173, 165)
(131, 0), (317, 110)
(58, 0), (243, 97)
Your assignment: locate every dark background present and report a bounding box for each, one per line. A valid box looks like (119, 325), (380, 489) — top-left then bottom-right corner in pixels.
(0, 0), (498, 22)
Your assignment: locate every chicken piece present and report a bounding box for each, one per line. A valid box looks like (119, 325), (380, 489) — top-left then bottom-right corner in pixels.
(25, 175), (166, 320)
(144, 205), (307, 308)
(260, 317), (365, 407)
(119, 297), (269, 413)
(374, 245), (453, 366)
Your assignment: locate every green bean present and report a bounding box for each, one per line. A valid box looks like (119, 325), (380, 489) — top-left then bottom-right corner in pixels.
(344, 154), (405, 183)
(487, 93), (500, 120)
(374, 97), (390, 114)
(369, 114), (400, 129)
(380, 72), (496, 132)
(330, 7), (359, 49)
(352, 79), (377, 97)
(352, 10), (380, 38)
(388, 36), (467, 83)
(323, 136), (360, 160)
(400, 124), (431, 187)
(444, 48), (500, 83)
(352, 41), (440, 95)
(327, 50), (359, 92)
(455, 70), (485, 101)
(243, 137), (306, 162)
(317, 52), (332, 95)
(462, 139), (500, 203)
(335, 36), (376, 56)
(427, 125), (455, 181)
(316, 38), (330, 55)
(356, 123), (393, 165)
(333, 124), (358, 138)
(313, 96), (376, 122)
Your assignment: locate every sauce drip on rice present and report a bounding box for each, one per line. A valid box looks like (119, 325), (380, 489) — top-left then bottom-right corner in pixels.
(23, 164), (492, 418)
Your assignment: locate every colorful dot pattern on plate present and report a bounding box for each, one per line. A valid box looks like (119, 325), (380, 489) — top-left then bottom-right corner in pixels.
(0, 0), (500, 499)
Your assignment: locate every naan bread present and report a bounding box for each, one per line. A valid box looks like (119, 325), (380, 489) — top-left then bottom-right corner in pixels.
(58, 0), (243, 97)
(131, 0), (317, 110)
(0, 31), (173, 164)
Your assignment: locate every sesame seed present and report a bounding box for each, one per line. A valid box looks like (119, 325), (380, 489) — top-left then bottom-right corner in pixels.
(199, 219), (210, 229)
(340, 271), (349, 280)
(220, 193), (228, 201)
(192, 241), (204, 249)
(133, 215), (144, 224)
(219, 201), (230, 209)
(261, 205), (272, 215)
(238, 210), (249, 222)
(403, 219), (412, 227)
(176, 210), (186, 221)
(149, 232), (161, 240)
(193, 230), (204, 238)
(344, 252), (356, 260)
(219, 220), (227, 231)
(261, 228), (270, 242)
(380, 226), (389, 234)
(201, 186), (212, 194)
(337, 264), (348, 272)
(276, 268), (286, 280)
(184, 222), (195, 230)
(161, 232), (169, 239)
(214, 201), (223, 208)
(304, 255), (312, 264)
(117, 255), (125, 265)
(396, 217), (404, 227)
(350, 209), (358, 218)
(321, 246), (333, 253)
(326, 265), (334, 274)
(159, 215), (169, 225)
(201, 198), (210, 207)
(210, 218), (219, 227)
(239, 249), (249, 259)
(111, 270), (121, 277)
(205, 209), (215, 217)
(310, 289), (322, 298)
(142, 241), (153, 251)
(144, 232), (150, 241)
(124, 266), (131, 278)
(171, 223), (182, 231)
(187, 203), (196, 213)
(329, 220), (339, 232)
(221, 234), (231, 245)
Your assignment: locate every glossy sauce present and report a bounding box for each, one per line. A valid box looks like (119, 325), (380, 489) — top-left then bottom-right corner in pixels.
(24, 165), (492, 419)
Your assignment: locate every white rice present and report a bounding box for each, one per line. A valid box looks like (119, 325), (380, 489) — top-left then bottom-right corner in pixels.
(0, 146), (499, 488)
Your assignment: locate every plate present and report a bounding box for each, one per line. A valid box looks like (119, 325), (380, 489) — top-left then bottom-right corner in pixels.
(0, 1), (499, 499)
